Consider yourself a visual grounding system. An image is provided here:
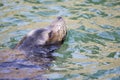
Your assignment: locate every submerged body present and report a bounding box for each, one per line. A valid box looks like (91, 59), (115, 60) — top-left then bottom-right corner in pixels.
(15, 17), (67, 60)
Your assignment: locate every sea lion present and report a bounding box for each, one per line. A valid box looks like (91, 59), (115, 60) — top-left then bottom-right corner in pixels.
(0, 17), (67, 79)
(15, 17), (67, 59)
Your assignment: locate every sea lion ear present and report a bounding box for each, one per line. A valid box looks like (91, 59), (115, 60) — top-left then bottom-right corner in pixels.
(49, 31), (53, 38)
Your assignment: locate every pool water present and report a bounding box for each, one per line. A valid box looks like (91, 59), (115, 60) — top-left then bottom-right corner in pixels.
(0, 0), (120, 80)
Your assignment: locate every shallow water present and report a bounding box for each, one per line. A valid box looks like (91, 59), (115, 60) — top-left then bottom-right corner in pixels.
(0, 0), (120, 80)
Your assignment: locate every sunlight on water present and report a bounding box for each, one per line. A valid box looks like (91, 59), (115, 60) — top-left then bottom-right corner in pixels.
(0, 0), (120, 80)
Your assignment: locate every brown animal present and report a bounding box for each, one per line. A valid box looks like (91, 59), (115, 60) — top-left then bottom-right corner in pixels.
(15, 17), (67, 59)
(0, 17), (67, 79)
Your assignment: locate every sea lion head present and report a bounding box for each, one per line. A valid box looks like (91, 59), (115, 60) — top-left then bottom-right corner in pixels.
(47, 17), (67, 44)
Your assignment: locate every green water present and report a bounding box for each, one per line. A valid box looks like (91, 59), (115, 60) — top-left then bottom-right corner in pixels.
(0, 0), (120, 80)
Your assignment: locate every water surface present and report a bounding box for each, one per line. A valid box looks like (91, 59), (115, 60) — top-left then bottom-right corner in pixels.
(0, 0), (120, 80)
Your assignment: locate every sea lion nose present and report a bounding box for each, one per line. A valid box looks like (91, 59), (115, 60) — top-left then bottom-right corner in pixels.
(57, 17), (62, 20)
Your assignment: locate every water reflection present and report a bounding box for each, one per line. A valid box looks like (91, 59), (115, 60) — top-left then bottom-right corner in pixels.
(0, 0), (120, 80)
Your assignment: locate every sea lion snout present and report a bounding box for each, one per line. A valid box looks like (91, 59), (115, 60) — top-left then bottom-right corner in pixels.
(57, 16), (62, 20)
